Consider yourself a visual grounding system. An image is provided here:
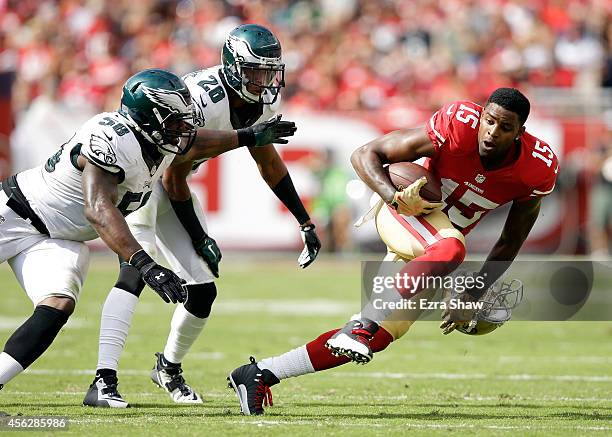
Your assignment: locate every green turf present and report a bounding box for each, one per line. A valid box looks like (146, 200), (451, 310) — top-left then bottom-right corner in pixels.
(0, 255), (611, 436)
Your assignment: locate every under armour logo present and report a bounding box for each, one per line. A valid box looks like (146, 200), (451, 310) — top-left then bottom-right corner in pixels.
(475, 174), (486, 183)
(155, 272), (165, 281)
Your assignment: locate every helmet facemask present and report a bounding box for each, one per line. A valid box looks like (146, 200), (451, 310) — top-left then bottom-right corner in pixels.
(148, 105), (197, 155)
(235, 60), (284, 104)
(446, 271), (524, 335)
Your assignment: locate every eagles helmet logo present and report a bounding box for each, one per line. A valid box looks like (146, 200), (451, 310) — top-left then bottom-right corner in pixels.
(140, 86), (192, 114)
(89, 134), (118, 165)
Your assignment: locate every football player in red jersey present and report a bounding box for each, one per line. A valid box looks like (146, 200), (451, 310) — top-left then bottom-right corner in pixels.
(228, 88), (559, 415)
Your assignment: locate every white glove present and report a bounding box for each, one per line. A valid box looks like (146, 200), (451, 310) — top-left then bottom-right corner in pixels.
(392, 177), (443, 216)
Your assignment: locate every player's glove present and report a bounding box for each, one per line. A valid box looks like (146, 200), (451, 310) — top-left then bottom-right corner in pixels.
(439, 291), (479, 335)
(129, 250), (186, 304)
(237, 114), (297, 148)
(193, 234), (222, 278)
(298, 223), (321, 268)
(391, 176), (443, 216)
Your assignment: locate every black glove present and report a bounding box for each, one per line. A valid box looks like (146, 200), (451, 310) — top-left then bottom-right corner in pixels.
(193, 234), (222, 278)
(298, 224), (321, 269)
(129, 250), (186, 303)
(237, 114), (297, 147)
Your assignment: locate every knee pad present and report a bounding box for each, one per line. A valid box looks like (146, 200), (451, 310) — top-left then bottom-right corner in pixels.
(184, 282), (217, 318)
(115, 262), (145, 297)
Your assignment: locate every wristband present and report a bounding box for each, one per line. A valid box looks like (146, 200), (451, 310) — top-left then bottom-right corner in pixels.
(236, 128), (255, 147)
(128, 249), (154, 270)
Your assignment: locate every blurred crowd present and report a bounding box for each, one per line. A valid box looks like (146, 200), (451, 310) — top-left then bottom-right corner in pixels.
(0, 0), (611, 255)
(0, 0), (611, 117)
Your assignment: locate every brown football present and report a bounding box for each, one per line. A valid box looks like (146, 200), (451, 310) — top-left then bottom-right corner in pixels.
(386, 162), (442, 201)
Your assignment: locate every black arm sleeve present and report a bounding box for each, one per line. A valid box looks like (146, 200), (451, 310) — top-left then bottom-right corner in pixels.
(170, 198), (206, 242)
(271, 173), (310, 225)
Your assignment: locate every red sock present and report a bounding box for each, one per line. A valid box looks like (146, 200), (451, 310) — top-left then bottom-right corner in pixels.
(305, 327), (394, 371)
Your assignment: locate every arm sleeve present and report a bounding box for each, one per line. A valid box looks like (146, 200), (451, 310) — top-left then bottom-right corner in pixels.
(170, 198), (207, 241)
(272, 173), (310, 225)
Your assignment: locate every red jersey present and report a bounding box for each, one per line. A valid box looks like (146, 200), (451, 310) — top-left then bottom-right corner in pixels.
(423, 100), (559, 235)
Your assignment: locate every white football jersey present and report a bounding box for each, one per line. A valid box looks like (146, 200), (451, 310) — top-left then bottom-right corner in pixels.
(183, 65), (280, 131)
(17, 112), (174, 241)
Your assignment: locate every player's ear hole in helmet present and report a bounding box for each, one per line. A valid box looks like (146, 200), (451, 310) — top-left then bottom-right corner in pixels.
(120, 68), (197, 155)
(222, 24), (285, 105)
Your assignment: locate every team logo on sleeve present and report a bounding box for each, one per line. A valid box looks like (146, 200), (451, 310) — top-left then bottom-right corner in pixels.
(89, 133), (118, 165)
(141, 85), (191, 113)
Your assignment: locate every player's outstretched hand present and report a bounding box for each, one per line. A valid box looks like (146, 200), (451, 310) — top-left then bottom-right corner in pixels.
(439, 291), (479, 335)
(129, 250), (187, 303)
(237, 114), (297, 148)
(193, 234), (222, 278)
(392, 176), (443, 216)
(298, 223), (321, 268)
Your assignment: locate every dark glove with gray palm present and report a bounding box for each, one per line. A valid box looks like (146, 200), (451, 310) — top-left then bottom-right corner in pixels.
(298, 224), (321, 268)
(129, 250), (186, 303)
(237, 114), (297, 147)
(193, 234), (222, 278)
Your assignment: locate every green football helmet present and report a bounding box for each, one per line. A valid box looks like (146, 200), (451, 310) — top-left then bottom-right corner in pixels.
(120, 68), (197, 155)
(222, 24), (285, 104)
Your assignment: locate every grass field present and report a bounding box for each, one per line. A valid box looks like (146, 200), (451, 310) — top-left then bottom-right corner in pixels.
(1, 254), (611, 436)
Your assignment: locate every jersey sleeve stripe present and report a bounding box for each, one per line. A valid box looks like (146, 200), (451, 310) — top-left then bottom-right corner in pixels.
(530, 184), (556, 196)
(429, 112), (445, 144)
(82, 155), (126, 183)
(83, 154), (121, 173)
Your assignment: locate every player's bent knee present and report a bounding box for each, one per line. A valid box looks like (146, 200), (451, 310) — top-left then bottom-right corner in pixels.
(427, 237), (466, 264)
(184, 282), (217, 318)
(115, 262), (145, 297)
(38, 296), (75, 316)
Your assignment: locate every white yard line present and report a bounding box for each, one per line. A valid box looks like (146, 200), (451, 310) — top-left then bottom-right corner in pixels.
(20, 368), (612, 382)
(65, 417), (612, 431)
(4, 391), (612, 403)
(333, 371), (612, 382)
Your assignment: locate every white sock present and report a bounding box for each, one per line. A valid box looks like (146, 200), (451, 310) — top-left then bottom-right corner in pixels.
(162, 304), (207, 364)
(258, 345), (315, 380)
(0, 352), (24, 385)
(96, 287), (139, 371)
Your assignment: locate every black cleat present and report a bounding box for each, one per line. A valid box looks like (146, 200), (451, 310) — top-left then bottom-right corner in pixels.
(150, 352), (202, 404)
(325, 318), (379, 364)
(227, 357), (279, 415)
(83, 374), (129, 408)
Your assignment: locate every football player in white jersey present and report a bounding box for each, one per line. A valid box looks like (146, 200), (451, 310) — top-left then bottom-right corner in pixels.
(85, 24), (321, 407)
(0, 68), (297, 398)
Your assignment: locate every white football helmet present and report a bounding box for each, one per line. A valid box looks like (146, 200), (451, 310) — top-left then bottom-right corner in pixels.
(450, 273), (524, 336)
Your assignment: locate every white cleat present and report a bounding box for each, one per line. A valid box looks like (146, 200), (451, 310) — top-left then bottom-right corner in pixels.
(324, 318), (380, 364)
(150, 352), (203, 404)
